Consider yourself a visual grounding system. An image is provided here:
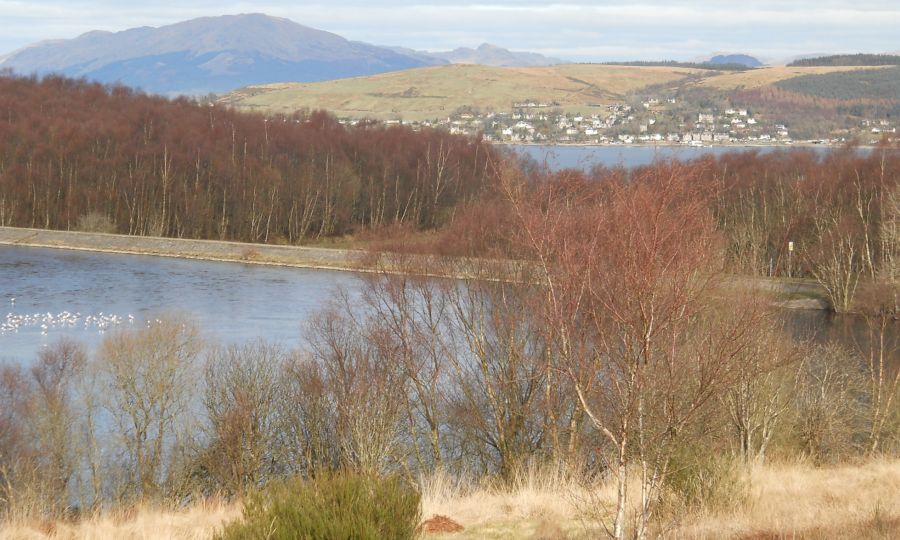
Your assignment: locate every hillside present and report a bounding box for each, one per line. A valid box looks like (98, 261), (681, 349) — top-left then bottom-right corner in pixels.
(0, 14), (437, 95)
(788, 54), (900, 67)
(220, 63), (892, 121)
(693, 65), (888, 91)
(221, 63), (703, 120)
(774, 66), (900, 101)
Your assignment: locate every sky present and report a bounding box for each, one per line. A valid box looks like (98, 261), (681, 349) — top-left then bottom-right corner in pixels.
(1, 1), (899, 63)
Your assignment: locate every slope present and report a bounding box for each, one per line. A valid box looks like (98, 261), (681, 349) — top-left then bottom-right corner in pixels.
(221, 63), (703, 120)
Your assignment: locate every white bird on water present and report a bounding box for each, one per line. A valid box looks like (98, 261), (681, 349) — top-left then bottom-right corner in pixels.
(0, 305), (132, 336)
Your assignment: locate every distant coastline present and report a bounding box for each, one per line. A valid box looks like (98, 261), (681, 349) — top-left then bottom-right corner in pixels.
(495, 141), (872, 149)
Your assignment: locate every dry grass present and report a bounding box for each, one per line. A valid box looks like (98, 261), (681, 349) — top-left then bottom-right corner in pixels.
(3, 460), (897, 539)
(420, 464), (609, 539)
(676, 459), (900, 539)
(221, 63), (700, 121)
(694, 65), (891, 91)
(218, 64), (892, 121)
(0, 500), (241, 540)
(421, 460), (900, 539)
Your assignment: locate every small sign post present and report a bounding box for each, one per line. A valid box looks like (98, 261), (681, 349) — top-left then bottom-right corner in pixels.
(788, 241), (794, 278)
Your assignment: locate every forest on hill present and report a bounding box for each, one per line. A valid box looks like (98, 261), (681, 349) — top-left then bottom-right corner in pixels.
(0, 74), (496, 243)
(788, 54), (900, 67)
(774, 67), (900, 101)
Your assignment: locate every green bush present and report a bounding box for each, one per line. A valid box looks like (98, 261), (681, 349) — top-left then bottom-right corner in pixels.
(218, 472), (422, 540)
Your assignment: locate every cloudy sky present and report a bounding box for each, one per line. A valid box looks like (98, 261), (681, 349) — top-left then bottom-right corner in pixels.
(1, 1), (899, 62)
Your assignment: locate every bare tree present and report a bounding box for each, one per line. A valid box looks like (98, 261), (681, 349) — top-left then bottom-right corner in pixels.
(305, 303), (406, 477)
(504, 162), (769, 539)
(96, 316), (202, 499)
(357, 260), (452, 475)
(853, 283), (900, 455)
(202, 341), (285, 494)
(442, 275), (551, 480)
(879, 183), (900, 283)
(793, 344), (868, 463)
(26, 339), (87, 513)
(724, 320), (800, 463)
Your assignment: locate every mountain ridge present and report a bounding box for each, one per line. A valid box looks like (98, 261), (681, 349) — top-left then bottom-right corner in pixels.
(0, 14), (435, 95)
(0, 15), (566, 95)
(429, 43), (563, 67)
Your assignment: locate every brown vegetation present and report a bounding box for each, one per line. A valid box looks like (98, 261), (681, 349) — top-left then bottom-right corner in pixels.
(2, 73), (900, 538)
(0, 73), (496, 243)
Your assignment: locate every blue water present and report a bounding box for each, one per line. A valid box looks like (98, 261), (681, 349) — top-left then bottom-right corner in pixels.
(0, 246), (357, 363)
(512, 144), (839, 171)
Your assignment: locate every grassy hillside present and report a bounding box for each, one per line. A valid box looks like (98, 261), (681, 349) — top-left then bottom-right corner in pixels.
(693, 65), (889, 91)
(220, 63), (703, 120)
(220, 64), (888, 121)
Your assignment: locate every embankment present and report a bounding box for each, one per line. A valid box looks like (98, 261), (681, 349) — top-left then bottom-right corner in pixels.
(0, 227), (363, 271)
(0, 226), (829, 307)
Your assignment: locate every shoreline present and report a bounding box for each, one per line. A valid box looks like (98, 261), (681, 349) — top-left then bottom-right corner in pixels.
(0, 226), (830, 309)
(0, 226), (366, 273)
(494, 141), (883, 150)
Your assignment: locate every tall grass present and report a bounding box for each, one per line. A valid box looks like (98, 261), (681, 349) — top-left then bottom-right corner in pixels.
(0, 499), (240, 540)
(2, 460), (898, 539)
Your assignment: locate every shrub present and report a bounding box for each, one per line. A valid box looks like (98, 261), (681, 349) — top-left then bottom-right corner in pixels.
(218, 472), (422, 540)
(75, 211), (117, 234)
(663, 443), (748, 513)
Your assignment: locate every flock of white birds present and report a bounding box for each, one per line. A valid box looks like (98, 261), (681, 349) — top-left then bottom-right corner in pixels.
(2, 297), (135, 336)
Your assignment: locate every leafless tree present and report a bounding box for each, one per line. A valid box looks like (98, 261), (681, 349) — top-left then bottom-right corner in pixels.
(96, 316), (202, 499)
(504, 161), (770, 539)
(201, 340), (285, 494)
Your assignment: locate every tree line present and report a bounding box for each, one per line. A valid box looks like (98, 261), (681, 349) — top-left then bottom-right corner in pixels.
(0, 73), (497, 242)
(788, 54), (900, 67)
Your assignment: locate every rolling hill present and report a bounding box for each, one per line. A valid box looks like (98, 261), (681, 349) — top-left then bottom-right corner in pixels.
(693, 65), (890, 91)
(220, 63), (891, 121)
(220, 64), (703, 120)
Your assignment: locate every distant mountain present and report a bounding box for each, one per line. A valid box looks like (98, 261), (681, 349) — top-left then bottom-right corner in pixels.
(706, 54), (763, 68)
(0, 14), (438, 95)
(429, 43), (564, 67)
(385, 46), (450, 66)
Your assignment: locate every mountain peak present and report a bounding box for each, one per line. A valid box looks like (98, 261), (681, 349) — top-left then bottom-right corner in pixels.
(432, 43), (563, 67)
(0, 14), (436, 95)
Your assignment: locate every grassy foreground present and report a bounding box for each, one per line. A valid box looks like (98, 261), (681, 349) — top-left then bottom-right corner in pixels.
(2, 460), (897, 539)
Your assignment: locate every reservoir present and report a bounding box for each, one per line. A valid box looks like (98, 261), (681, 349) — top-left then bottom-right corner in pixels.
(0, 245), (356, 363)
